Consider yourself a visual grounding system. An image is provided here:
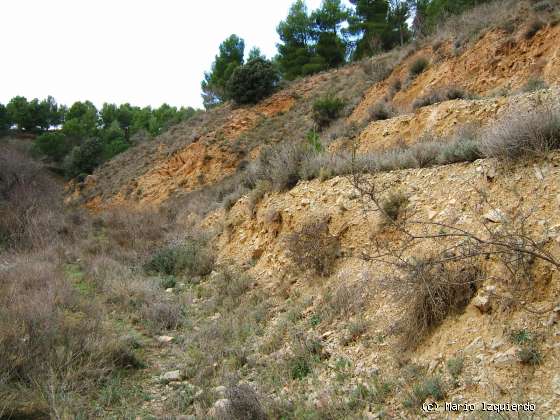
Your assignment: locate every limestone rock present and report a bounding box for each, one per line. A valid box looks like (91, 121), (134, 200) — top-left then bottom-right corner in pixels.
(156, 335), (174, 344)
(492, 347), (518, 366)
(214, 385), (227, 398)
(484, 209), (507, 223)
(208, 398), (231, 417)
(465, 336), (484, 354)
(552, 374), (560, 395)
(472, 294), (492, 313)
(162, 370), (183, 382)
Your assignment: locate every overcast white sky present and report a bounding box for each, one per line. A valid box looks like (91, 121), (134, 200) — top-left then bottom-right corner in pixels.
(1, 0), (353, 109)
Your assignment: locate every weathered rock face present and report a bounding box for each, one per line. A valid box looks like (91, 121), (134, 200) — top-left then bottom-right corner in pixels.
(208, 151), (560, 414)
(68, 18), (560, 211)
(350, 24), (560, 122)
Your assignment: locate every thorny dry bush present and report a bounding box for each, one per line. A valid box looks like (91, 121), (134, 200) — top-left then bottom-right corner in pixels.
(0, 145), (63, 251)
(349, 163), (560, 349)
(394, 260), (482, 349)
(285, 216), (341, 277)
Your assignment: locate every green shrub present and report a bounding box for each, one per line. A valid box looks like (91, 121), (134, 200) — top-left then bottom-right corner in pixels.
(409, 57), (429, 77)
(517, 346), (542, 365)
(446, 357), (464, 378)
(306, 130), (324, 152)
(510, 329), (533, 345)
(63, 137), (103, 178)
(509, 329), (542, 365)
(160, 275), (177, 289)
(144, 240), (214, 277)
(290, 355), (312, 380)
(227, 57), (279, 105)
(102, 139), (129, 161)
(33, 132), (71, 162)
(405, 376), (446, 408)
(522, 77), (548, 93)
(287, 331), (324, 380)
(312, 94), (345, 129)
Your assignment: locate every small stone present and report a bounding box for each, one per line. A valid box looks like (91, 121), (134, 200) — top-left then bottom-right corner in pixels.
(533, 165), (544, 181)
(552, 374), (560, 395)
(484, 209), (507, 223)
(428, 210), (438, 220)
(156, 335), (174, 344)
(166, 288), (174, 293)
(214, 385), (227, 398)
(492, 347), (518, 366)
(208, 398), (230, 417)
(210, 312), (222, 321)
(472, 294), (492, 313)
(162, 370), (183, 382)
(465, 336), (484, 354)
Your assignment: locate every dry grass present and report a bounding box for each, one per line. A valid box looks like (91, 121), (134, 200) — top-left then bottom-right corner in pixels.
(0, 254), (137, 418)
(321, 274), (371, 323)
(381, 191), (409, 223)
(432, 0), (522, 48)
(246, 141), (311, 192)
(480, 104), (560, 159)
(412, 86), (471, 110)
(298, 128), (482, 183)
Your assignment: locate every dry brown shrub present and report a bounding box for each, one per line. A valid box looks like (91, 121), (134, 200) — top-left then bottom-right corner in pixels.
(480, 104), (560, 159)
(220, 383), (267, 420)
(0, 254), (127, 417)
(395, 260), (482, 350)
(0, 145), (63, 251)
(140, 299), (184, 331)
(96, 207), (168, 260)
(285, 217), (340, 277)
(412, 86), (470, 110)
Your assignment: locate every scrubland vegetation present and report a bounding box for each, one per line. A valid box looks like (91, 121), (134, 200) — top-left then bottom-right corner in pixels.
(3, 0), (560, 418)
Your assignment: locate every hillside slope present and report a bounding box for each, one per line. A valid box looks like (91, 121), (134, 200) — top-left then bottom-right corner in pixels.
(71, 1), (560, 211)
(59, 1), (560, 417)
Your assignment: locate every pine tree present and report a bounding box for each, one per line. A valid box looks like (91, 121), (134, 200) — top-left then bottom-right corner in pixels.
(0, 104), (9, 131)
(388, 0), (411, 47)
(276, 0), (316, 79)
(347, 0), (391, 59)
(312, 0), (349, 68)
(201, 34), (245, 108)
